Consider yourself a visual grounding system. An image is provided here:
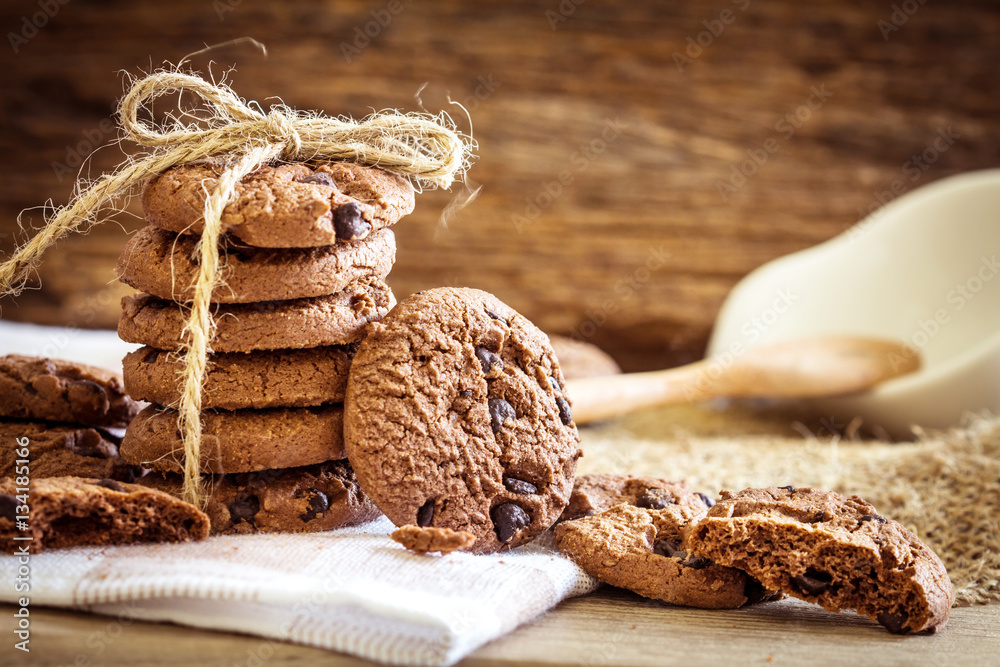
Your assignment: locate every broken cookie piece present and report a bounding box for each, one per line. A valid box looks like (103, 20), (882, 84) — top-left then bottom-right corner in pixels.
(391, 525), (476, 554)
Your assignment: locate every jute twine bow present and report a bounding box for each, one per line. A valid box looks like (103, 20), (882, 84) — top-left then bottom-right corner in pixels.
(0, 70), (474, 507)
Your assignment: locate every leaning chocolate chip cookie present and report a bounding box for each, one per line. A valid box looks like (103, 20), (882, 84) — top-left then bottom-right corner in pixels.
(123, 345), (356, 410)
(0, 355), (140, 428)
(141, 161), (414, 247)
(560, 473), (716, 522)
(120, 404), (347, 474)
(686, 486), (954, 634)
(0, 421), (145, 482)
(556, 503), (777, 609)
(117, 225), (396, 303)
(139, 460), (381, 535)
(118, 282), (394, 352)
(345, 287), (582, 554)
(0, 476), (209, 553)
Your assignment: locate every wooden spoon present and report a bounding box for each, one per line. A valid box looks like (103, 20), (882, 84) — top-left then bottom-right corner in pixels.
(565, 336), (920, 426)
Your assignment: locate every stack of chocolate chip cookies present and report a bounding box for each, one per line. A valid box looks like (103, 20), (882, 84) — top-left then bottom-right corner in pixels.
(115, 160), (415, 534)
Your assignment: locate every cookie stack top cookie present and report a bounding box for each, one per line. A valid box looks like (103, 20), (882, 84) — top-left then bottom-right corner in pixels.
(113, 159), (416, 535)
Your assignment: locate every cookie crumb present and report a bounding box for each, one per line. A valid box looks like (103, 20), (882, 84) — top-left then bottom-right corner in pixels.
(391, 525), (475, 554)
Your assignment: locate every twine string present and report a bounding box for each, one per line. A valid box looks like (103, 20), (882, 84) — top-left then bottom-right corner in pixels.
(0, 69), (473, 506)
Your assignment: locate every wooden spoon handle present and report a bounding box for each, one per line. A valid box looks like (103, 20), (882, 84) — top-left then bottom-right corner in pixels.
(565, 336), (920, 426)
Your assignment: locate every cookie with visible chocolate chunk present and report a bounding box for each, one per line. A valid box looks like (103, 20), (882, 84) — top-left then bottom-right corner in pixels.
(345, 287), (582, 554)
(118, 281), (394, 352)
(141, 161), (414, 248)
(560, 473), (716, 522)
(120, 404), (346, 474)
(686, 486), (954, 634)
(117, 225), (396, 304)
(0, 354), (140, 428)
(555, 495), (777, 609)
(0, 421), (145, 482)
(123, 345), (355, 410)
(0, 476), (209, 553)
(139, 460), (381, 535)
(391, 525), (476, 554)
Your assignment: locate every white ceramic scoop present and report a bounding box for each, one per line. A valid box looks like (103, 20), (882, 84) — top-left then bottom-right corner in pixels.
(707, 170), (1000, 437)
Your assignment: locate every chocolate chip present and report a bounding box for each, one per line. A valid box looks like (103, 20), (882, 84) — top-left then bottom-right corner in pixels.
(485, 309), (505, 322)
(696, 492), (716, 508)
(806, 509), (829, 523)
(681, 554), (712, 570)
(95, 478), (125, 492)
(302, 171), (336, 187)
(68, 379), (108, 405)
(653, 539), (684, 558)
(491, 503), (530, 543)
(790, 569), (833, 596)
(417, 499), (435, 527)
(742, 579), (776, 606)
(475, 347), (502, 374)
(458, 390), (473, 398)
(555, 397), (573, 426)
(22, 381), (38, 396)
(300, 490), (330, 522)
(876, 611), (910, 634)
(109, 463), (146, 483)
(636, 488), (675, 510)
(548, 375), (561, 392)
(228, 495), (260, 525)
(778, 485), (796, 492)
(142, 347), (161, 364)
(0, 494), (17, 522)
(488, 398), (516, 433)
(503, 476), (537, 495)
(333, 202), (372, 241)
(65, 429), (115, 459)
(859, 513), (887, 525)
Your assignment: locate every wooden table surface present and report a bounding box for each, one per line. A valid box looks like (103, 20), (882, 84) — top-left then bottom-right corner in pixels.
(5, 591), (998, 666)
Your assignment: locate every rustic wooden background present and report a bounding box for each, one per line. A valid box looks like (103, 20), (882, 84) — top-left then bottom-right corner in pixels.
(0, 0), (997, 371)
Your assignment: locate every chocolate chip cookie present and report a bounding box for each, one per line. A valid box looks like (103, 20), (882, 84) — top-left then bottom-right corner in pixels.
(120, 404), (346, 474)
(0, 420), (145, 482)
(123, 345), (355, 410)
(141, 161), (415, 247)
(0, 476), (209, 553)
(0, 355), (140, 428)
(118, 281), (394, 352)
(560, 473), (716, 522)
(139, 460), (381, 535)
(345, 287), (582, 554)
(686, 486), (954, 633)
(547, 335), (622, 380)
(117, 225), (396, 303)
(555, 490), (777, 609)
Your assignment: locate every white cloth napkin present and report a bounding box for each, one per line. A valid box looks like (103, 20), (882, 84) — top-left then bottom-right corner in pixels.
(0, 321), (599, 665)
